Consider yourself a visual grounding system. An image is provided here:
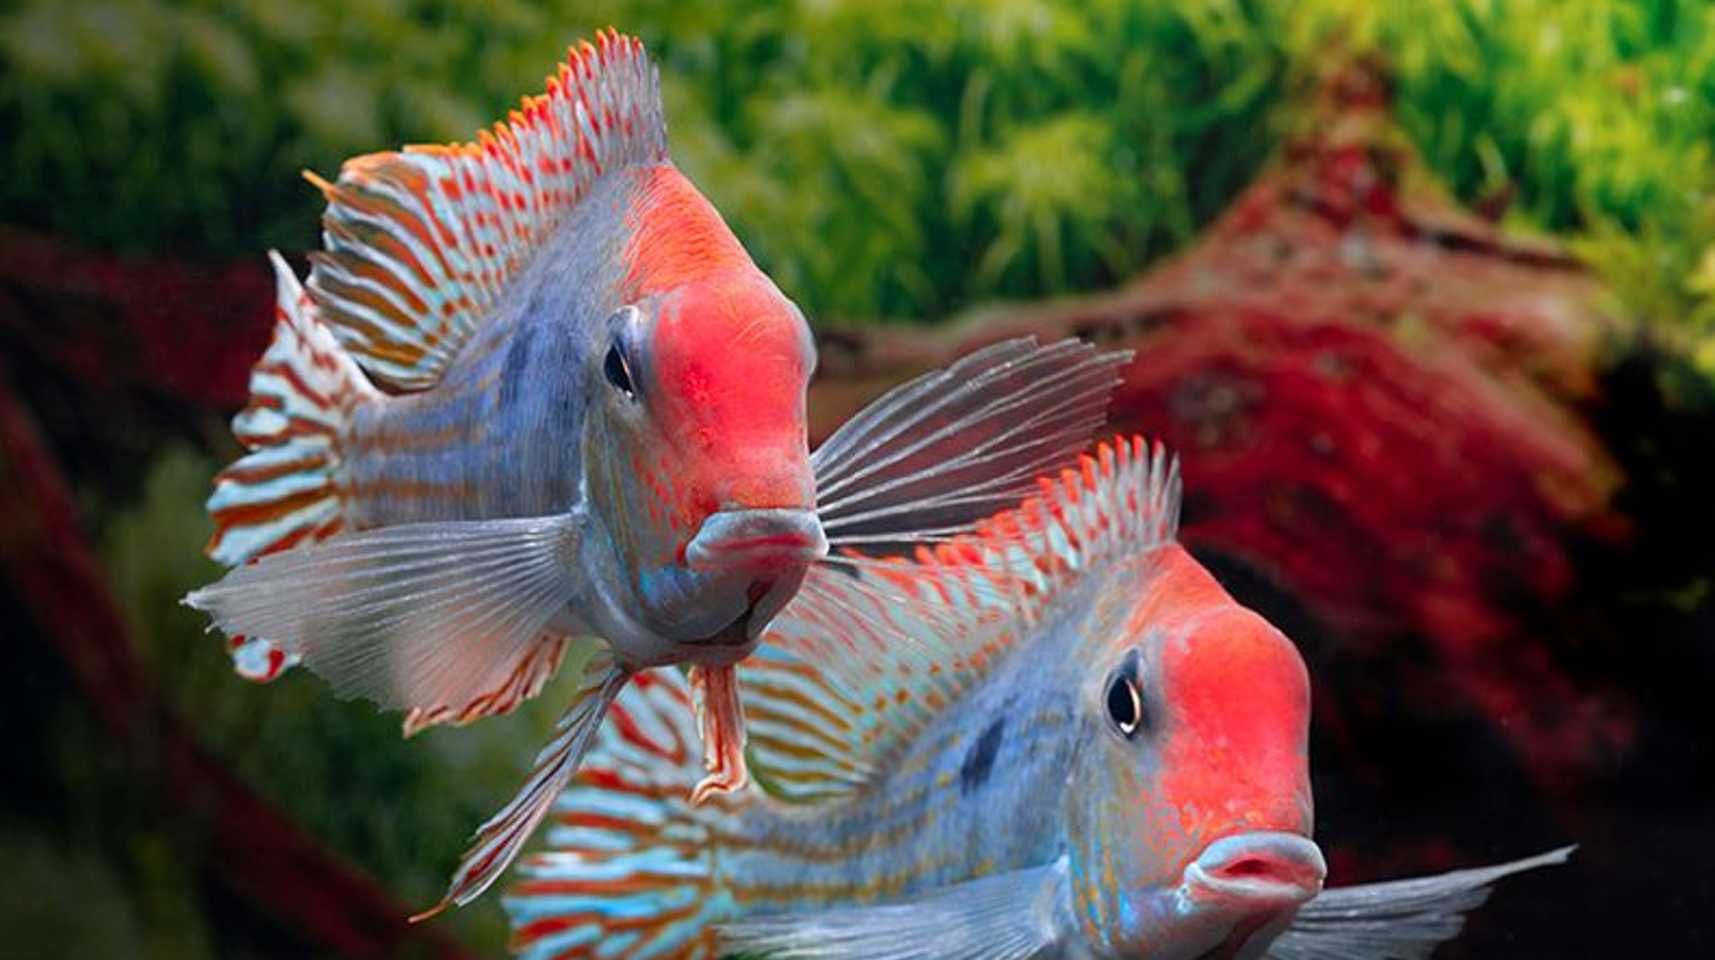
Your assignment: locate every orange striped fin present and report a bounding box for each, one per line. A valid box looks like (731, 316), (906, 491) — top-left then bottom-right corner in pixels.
(415, 652), (635, 922)
(742, 435), (1180, 803)
(505, 668), (744, 959)
(401, 633), (575, 737)
(202, 253), (381, 683)
(304, 29), (667, 390)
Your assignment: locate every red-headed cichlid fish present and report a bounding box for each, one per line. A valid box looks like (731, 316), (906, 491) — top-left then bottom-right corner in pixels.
(183, 30), (1131, 919)
(503, 435), (1571, 959)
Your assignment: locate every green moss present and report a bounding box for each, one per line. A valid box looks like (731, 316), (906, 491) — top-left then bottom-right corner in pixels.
(5, 0), (1709, 344)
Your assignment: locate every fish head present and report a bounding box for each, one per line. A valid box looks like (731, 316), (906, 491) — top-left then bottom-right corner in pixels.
(1066, 546), (1318, 959)
(582, 269), (824, 654)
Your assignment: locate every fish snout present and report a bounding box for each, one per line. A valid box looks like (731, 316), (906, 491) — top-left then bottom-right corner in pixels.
(685, 508), (828, 574)
(1183, 832), (1326, 908)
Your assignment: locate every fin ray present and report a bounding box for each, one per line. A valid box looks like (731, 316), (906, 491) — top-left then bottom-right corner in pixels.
(811, 337), (1131, 553)
(688, 664), (749, 802)
(418, 654), (635, 921)
(748, 435), (1179, 803)
(205, 251), (379, 571)
(504, 668), (740, 959)
(719, 859), (1065, 960)
(306, 30), (667, 389)
(203, 252), (382, 683)
(1267, 846), (1574, 960)
(185, 514), (587, 714)
(401, 633), (577, 737)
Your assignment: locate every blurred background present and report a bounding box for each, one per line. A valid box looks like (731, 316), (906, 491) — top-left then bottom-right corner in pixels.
(2, 0), (1712, 956)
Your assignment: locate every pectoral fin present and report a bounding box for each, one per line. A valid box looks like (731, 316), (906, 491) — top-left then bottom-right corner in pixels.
(1266, 846), (1573, 960)
(720, 858), (1066, 960)
(185, 513), (586, 715)
(414, 653), (633, 921)
(811, 337), (1129, 553)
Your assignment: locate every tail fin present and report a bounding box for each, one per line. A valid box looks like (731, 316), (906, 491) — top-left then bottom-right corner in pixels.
(204, 251), (380, 681)
(503, 669), (745, 960)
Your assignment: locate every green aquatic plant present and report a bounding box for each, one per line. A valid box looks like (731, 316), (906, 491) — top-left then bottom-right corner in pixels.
(1309, 0), (1715, 366)
(5, 0), (1710, 341)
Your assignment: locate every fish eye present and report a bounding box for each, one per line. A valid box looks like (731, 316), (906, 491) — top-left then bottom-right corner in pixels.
(1105, 667), (1143, 738)
(604, 340), (636, 400)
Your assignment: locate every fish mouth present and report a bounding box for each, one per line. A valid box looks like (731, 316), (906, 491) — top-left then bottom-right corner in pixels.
(685, 508), (828, 574)
(691, 571), (806, 657)
(700, 580), (771, 647)
(1182, 832), (1326, 908)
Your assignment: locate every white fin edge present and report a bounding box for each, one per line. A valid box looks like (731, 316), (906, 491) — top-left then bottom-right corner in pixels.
(810, 337), (1132, 552)
(185, 513), (585, 713)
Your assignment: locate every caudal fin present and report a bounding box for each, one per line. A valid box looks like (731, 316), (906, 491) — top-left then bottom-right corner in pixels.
(203, 251), (379, 681)
(503, 668), (745, 960)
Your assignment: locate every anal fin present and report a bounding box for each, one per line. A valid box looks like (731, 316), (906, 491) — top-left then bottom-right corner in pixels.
(413, 653), (634, 921)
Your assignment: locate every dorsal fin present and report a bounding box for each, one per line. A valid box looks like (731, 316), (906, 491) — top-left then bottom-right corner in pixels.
(741, 435), (1181, 802)
(304, 29), (667, 390)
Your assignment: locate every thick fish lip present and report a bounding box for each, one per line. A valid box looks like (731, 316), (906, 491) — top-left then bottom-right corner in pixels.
(1182, 832), (1326, 907)
(685, 508), (828, 574)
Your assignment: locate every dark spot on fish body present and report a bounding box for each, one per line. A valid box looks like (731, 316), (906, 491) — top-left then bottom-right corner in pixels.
(553, 380), (582, 436)
(530, 325), (587, 438)
(960, 717), (1007, 795)
(500, 325), (535, 411)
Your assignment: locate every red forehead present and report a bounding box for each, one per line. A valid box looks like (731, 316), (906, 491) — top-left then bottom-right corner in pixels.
(1133, 548), (1312, 836)
(1161, 608), (1310, 747)
(618, 163), (814, 510)
(648, 275), (813, 505)
(623, 165), (754, 296)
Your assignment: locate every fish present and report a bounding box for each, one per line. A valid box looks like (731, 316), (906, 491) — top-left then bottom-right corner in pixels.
(181, 29), (1131, 919)
(502, 435), (1572, 959)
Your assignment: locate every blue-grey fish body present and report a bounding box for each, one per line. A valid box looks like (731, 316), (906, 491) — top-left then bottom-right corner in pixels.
(184, 30), (1136, 920)
(506, 437), (1572, 960)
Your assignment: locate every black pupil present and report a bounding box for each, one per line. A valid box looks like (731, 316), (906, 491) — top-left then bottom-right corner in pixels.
(1107, 674), (1139, 733)
(604, 343), (633, 396)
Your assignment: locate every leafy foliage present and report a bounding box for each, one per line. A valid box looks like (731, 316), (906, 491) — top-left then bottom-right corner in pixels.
(1316, 0), (1715, 361)
(4, 0), (1712, 334)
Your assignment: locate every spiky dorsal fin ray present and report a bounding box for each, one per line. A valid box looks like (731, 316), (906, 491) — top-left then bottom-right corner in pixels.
(743, 435), (1181, 802)
(305, 29), (667, 390)
(810, 338), (1133, 553)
